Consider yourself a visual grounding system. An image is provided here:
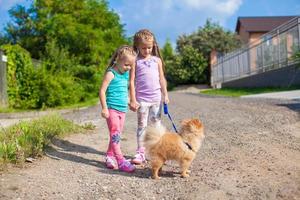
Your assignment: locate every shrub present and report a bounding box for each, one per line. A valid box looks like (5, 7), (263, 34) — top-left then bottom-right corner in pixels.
(166, 46), (207, 85)
(35, 67), (86, 108)
(0, 114), (86, 167)
(1, 43), (101, 109)
(1, 44), (40, 109)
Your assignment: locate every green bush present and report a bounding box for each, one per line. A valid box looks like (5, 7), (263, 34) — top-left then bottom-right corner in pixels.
(0, 142), (18, 163)
(172, 19), (240, 84)
(1, 43), (102, 109)
(35, 67), (86, 108)
(1, 44), (40, 109)
(0, 114), (85, 167)
(166, 46), (207, 85)
(71, 64), (103, 98)
(37, 40), (102, 106)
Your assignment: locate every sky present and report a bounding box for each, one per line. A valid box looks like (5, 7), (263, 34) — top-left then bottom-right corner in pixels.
(0, 0), (299, 46)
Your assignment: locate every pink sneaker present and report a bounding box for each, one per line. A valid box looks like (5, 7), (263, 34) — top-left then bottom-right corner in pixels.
(105, 156), (118, 169)
(118, 159), (135, 173)
(131, 152), (146, 165)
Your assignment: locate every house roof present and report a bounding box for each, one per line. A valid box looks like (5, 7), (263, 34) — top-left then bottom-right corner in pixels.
(235, 16), (298, 33)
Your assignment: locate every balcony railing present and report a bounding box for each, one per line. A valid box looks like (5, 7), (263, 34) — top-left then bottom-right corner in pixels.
(211, 17), (300, 87)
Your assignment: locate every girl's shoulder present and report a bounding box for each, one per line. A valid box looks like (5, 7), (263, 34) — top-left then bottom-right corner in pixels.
(151, 56), (161, 62)
(102, 68), (115, 82)
(106, 67), (115, 75)
(107, 67), (129, 78)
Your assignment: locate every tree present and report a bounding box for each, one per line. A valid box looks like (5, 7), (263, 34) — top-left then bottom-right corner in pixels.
(0, 0), (127, 108)
(161, 38), (174, 61)
(177, 19), (240, 59)
(175, 19), (241, 82)
(0, 33), (9, 45)
(1, 0), (126, 66)
(166, 46), (207, 85)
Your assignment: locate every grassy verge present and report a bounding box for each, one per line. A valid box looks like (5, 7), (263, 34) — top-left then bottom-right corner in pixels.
(0, 97), (99, 113)
(201, 86), (300, 97)
(55, 97), (99, 110)
(0, 114), (94, 169)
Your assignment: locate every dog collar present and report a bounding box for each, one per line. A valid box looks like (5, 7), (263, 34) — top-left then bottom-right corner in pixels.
(184, 142), (194, 152)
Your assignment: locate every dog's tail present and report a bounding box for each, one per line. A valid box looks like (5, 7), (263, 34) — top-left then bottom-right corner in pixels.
(143, 123), (166, 150)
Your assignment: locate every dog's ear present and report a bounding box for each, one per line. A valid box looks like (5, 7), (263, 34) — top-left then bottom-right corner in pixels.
(190, 119), (203, 129)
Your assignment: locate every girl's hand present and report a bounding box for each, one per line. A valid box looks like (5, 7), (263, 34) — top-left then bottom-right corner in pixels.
(101, 108), (109, 119)
(164, 95), (170, 104)
(129, 101), (140, 112)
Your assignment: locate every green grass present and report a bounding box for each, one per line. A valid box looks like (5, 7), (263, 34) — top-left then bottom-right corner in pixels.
(201, 86), (300, 97)
(0, 114), (93, 169)
(55, 97), (99, 110)
(0, 97), (99, 113)
(0, 107), (31, 113)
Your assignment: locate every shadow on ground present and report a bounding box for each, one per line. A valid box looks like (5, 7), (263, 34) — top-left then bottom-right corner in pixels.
(277, 100), (300, 115)
(44, 138), (181, 179)
(45, 139), (104, 168)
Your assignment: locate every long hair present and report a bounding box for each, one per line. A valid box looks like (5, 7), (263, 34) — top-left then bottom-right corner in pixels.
(107, 45), (136, 69)
(133, 29), (165, 73)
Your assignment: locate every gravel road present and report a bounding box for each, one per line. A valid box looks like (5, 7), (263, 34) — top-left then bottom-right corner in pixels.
(0, 91), (299, 200)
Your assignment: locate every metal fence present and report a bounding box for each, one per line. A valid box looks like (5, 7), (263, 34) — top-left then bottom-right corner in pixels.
(211, 17), (300, 87)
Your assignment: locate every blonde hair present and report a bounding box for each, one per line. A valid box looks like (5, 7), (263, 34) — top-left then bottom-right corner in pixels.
(108, 45), (137, 68)
(133, 29), (165, 72)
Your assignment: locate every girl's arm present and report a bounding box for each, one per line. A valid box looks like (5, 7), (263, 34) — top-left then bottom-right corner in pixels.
(99, 71), (114, 118)
(129, 62), (139, 111)
(158, 58), (169, 104)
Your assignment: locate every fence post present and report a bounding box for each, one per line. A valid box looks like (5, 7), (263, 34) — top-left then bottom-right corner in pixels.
(221, 57), (225, 82)
(277, 30), (281, 67)
(0, 50), (8, 108)
(237, 50), (241, 76)
(298, 18), (300, 50)
(262, 42), (265, 72)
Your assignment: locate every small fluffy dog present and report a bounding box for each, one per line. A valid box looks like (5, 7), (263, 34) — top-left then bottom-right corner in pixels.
(143, 119), (205, 179)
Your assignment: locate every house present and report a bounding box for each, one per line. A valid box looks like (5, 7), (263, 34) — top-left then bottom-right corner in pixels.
(210, 16), (300, 88)
(235, 16), (296, 45)
(210, 15), (298, 68)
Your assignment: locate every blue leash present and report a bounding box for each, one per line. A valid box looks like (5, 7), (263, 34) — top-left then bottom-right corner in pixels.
(163, 103), (178, 133)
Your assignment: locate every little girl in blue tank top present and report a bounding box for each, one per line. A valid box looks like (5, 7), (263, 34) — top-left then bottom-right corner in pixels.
(99, 45), (137, 173)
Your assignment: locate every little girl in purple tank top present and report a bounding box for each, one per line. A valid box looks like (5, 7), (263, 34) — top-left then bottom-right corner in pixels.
(129, 29), (169, 165)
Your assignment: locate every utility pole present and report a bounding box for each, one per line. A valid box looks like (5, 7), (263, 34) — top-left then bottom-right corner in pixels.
(0, 50), (8, 108)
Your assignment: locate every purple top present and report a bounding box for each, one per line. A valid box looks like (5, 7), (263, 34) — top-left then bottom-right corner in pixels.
(135, 56), (161, 103)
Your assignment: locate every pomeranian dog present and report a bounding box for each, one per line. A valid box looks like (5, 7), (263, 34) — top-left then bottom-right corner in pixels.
(143, 119), (205, 179)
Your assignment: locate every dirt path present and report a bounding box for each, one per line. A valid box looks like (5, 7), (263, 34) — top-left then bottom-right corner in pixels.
(0, 92), (299, 200)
